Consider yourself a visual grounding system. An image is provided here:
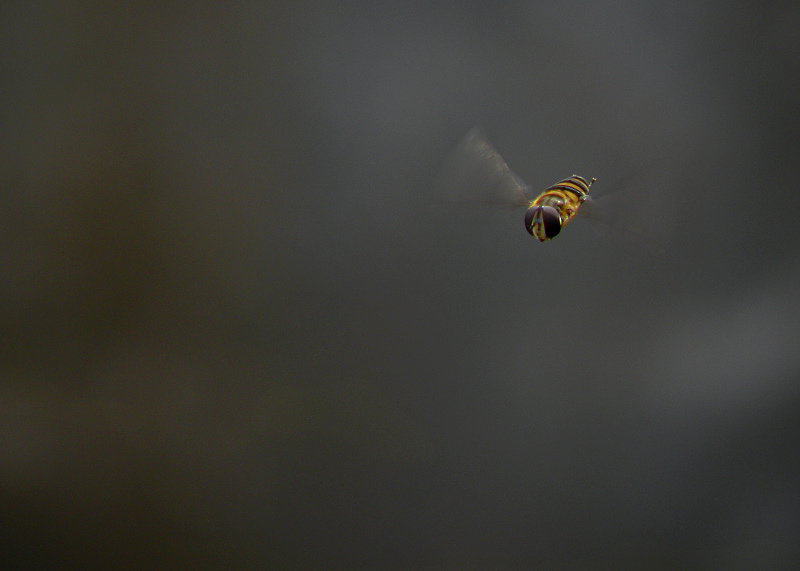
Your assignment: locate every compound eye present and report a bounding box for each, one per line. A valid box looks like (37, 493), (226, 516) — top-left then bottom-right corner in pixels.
(524, 205), (540, 236)
(541, 206), (561, 238)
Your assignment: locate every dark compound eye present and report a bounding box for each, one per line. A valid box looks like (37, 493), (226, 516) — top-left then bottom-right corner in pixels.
(524, 205), (562, 239)
(524, 206), (539, 235)
(541, 206), (561, 238)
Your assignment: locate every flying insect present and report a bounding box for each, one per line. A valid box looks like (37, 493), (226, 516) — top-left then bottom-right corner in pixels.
(523, 174), (595, 241)
(435, 127), (597, 242)
(436, 127), (674, 250)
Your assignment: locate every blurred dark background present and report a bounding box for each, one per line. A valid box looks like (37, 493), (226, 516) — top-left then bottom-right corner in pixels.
(2, 1), (800, 568)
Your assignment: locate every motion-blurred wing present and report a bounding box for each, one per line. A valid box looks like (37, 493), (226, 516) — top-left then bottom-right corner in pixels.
(435, 127), (530, 208)
(577, 166), (674, 252)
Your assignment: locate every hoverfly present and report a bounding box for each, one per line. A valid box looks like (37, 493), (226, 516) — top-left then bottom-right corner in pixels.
(523, 174), (596, 241)
(437, 128), (673, 250)
(436, 127), (597, 242)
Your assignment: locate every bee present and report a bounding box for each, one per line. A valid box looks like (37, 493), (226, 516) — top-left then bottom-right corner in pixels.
(524, 175), (596, 241)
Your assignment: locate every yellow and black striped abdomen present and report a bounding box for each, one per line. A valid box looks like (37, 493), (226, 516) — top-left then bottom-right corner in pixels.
(524, 175), (595, 241)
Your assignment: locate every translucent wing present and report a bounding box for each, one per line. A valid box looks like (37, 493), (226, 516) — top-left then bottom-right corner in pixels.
(577, 166), (674, 252)
(435, 127), (531, 208)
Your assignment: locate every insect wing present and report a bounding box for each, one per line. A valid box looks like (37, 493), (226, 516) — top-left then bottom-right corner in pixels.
(577, 167), (674, 252)
(435, 127), (530, 208)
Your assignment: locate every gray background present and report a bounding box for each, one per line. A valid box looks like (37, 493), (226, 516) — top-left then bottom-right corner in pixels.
(2, 1), (800, 568)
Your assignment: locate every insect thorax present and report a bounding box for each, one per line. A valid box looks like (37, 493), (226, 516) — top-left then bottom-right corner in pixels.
(533, 190), (580, 223)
